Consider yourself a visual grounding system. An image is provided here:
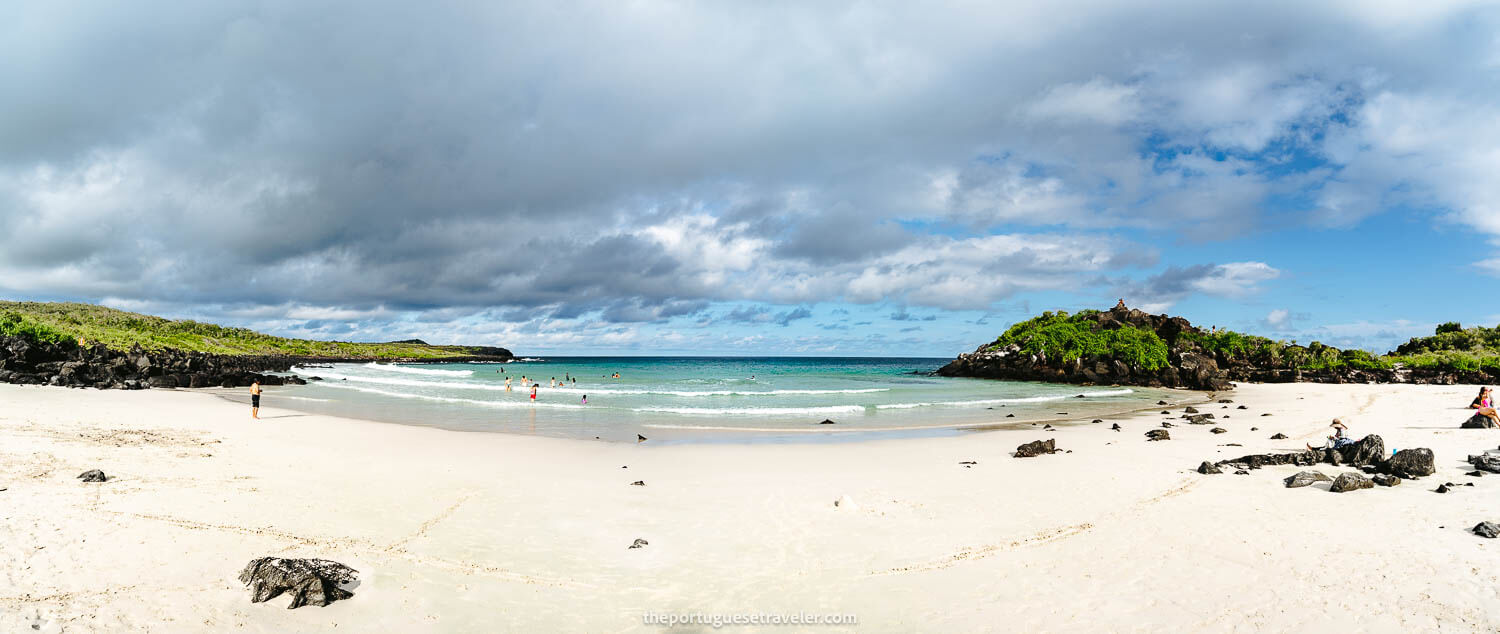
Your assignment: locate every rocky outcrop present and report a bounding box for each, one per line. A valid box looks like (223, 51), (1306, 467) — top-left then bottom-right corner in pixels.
(0, 335), (510, 390)
(938, 302), (1499, 389)
(936, 303), (1232, 391)
(1212, 436), (1439, 483)
(239, 557), (358, 608)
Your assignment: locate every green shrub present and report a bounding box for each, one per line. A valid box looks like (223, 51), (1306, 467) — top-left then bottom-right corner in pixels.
(987, 311), (1168, 371)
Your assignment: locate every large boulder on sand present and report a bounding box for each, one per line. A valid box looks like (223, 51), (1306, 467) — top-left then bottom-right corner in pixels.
(1462, 414), (1498, 429)
(239, 557), (358, 608)
(1387, 448), (1436, 478)
(1145, 429), (1170, 441)
(1328, 435), (1385, 467)
(1014, 439), (1058, 458)
(1329, 472), (1374, 493)
(1197, 461), (1223, 474)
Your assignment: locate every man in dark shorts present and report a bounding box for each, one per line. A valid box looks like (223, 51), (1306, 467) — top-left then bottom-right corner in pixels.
(250, 379), (262, 419)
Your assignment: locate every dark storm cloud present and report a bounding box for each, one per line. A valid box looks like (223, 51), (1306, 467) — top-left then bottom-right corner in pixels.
(1, 0), (1495, 340)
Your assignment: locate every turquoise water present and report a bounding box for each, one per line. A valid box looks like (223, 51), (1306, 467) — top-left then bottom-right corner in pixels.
(267, 357), (1182, 442)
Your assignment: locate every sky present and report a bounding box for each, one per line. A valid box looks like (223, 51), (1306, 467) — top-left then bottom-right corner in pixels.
(3, 1), (1499, 356)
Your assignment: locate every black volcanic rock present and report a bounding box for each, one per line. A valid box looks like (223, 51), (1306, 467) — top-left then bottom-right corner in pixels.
(1387, 449), (1435, 478)
(0, 334), (513, 391)
(1014, 439), (1059, 457)
(239, 557), (358, 608)
(1462, 414), (1498, 429)
(1330, 473), (1374, 493)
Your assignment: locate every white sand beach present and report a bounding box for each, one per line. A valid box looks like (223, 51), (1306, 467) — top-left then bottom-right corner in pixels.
(4, 382), (1500, 632)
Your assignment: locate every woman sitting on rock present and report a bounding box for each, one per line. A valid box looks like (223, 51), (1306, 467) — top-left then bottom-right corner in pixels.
(1308, 418), (1352, 452)
(1471, 387), (1499, 425)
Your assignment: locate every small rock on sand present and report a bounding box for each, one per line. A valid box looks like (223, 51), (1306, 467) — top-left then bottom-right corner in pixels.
(239, 557), (358, 608)
(637, 434), (648, 443)
(629, 538), (649, 549)
(1184, 406), (1199, 414)
(818, 419), (836, 425)
(1284, 471), (1332, 488)
(1014, 439), (1059, 458)
(1330, 473), (1374, 492)
(1475, 522), (1500, 538)
(630, 480), (645, 486)
(1436, 484), (1451, 493)
(1145, 429), (1170, 441)
(1373, 474), (1401, 487)
(77, 469), (107, 483)
(1197, 461), (1222, 474)
(1210, 427), (1227, 434)
(1270, 433), (1288, 439)
(1111, 423), (1122, 431)
(1006, 413), (1015, 417)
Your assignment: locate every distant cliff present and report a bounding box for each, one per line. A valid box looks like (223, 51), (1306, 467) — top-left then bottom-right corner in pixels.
(938, 303), (1499, 390)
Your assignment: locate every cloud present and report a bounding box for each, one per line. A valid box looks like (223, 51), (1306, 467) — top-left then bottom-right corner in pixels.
(1122, 261), (1281, 311)
(890, 309), (938, 322)
(0, 1), (1495, 348)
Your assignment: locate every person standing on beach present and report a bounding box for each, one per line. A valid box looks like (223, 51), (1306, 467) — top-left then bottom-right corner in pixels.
(530, 384), (538, 402)
(249, 379), (262, 419)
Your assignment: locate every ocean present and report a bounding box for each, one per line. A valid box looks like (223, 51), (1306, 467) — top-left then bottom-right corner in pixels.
(262, 357), (1185, 443)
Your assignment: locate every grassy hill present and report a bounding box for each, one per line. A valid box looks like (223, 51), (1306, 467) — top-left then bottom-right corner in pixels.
(0, 301), (509, 359)
(984, 309), (1500, 375)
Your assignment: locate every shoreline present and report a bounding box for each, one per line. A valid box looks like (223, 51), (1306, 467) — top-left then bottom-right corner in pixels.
(5, 382), (1500, 631)
(214, 368), (1213, 444)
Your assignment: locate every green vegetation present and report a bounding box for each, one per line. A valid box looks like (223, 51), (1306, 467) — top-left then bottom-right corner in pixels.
(0, 301), (507, 359)
(984, 311), (1170, 371)
(984, 307), (1500, 376)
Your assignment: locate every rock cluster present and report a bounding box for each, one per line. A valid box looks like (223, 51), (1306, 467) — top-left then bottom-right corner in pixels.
(1208, 435), (1439, 488)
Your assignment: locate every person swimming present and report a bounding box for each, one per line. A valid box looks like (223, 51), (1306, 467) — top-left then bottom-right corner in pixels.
(530, 384), (538, 401)
(505, 377), (512, 391)
(582, 394), (588, 405)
